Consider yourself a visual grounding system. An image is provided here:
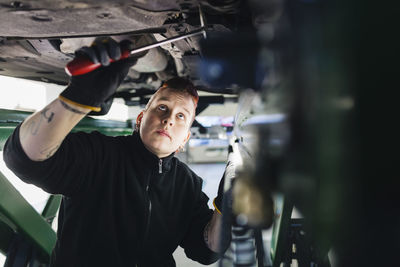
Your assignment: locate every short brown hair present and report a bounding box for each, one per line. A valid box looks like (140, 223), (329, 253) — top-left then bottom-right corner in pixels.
(161, 77), (199, 106)
(146, 78), (198, 109)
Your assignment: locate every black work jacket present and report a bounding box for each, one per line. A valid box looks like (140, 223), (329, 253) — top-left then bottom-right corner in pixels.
(4, 126), (219, 266)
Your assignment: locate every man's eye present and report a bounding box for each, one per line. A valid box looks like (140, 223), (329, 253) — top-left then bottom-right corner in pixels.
(177, 113), (185, 120)
(158, 105), (167, 111)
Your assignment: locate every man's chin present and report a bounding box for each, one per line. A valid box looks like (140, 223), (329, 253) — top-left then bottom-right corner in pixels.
(146, 144), (175, 158)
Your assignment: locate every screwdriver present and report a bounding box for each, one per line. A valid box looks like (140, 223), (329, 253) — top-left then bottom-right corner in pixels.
(65, 28), (206, 76)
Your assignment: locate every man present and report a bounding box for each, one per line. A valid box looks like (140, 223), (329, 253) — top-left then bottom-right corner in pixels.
(3, 39), (225, 266)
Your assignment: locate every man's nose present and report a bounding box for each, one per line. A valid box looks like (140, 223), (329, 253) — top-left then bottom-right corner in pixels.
(162, 114), (174, 126)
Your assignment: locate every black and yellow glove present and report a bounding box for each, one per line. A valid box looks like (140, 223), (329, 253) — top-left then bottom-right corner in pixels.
(59, 38), (138, 113)
(213, 160), (235, 214)
(213, 160), (235, 253)
(213, 175), (225, 214)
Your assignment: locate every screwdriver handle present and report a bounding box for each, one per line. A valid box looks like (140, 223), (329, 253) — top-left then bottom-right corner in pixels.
(65, 49), (131, 76)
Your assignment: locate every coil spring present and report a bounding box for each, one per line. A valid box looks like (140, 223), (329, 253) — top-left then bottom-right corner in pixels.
(219, 226), (256, 267)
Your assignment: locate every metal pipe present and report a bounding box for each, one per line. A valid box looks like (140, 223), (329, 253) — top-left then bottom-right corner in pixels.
(129, 28), (205, 56)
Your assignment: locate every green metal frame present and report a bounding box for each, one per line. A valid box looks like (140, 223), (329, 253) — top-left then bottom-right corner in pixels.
(0, 219), (14, 257)
(0, 169), (56, 261)
(41, 195), (62, 225)
(270, 195), (294, 267)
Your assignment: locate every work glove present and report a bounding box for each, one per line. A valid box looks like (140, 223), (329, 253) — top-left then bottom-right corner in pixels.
(213, 160), (235, 253)
(213, 160), (235, 214)
(59, 37), (138, 113)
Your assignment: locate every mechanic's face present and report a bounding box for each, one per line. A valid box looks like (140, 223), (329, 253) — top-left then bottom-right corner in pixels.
(139, 88), (195, 158)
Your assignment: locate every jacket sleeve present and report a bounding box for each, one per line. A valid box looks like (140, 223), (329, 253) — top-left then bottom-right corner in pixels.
(180, 179), (220, 265)
(3, 124), (109, 197)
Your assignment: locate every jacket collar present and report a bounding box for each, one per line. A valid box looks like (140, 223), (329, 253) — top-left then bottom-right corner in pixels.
(132, 131), (175, 173)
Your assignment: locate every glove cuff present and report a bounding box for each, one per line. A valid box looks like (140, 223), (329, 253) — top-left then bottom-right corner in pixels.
(58, 95), (101, 112)
(213, 197), (222, 214)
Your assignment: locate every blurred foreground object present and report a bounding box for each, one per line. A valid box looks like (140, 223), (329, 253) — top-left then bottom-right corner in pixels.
(200, 0), (399, 266)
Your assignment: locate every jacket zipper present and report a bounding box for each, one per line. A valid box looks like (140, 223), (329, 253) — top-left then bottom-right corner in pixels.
(144, 160), (162, 247)
(143, 178), (152, 245)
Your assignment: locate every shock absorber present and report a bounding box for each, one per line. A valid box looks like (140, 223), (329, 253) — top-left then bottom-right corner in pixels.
(231, 226), (257, 267)
(218, 142), (258, 267)
(218, 209), (258, 267)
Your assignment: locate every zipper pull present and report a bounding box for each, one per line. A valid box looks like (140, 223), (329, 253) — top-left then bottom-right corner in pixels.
(159, 159), (162, 174)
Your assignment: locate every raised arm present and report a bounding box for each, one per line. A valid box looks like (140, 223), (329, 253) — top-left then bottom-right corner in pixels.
(19, 38), (138, 161)
(19, 99), (90, 161)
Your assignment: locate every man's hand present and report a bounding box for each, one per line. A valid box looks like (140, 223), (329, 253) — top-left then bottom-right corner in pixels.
(205, 161), (235, 252)
(19, 38), (138, 161)
(204, 210), (222, 253)
(59, 38), (138, 112)
(213, 160), (235, 214)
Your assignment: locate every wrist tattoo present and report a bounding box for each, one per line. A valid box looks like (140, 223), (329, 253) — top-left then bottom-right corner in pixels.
(27, 107), (54, 136)
(59, 99), (87, 114)
(27, 119), (40, 136)
(41, 107), (55, 123)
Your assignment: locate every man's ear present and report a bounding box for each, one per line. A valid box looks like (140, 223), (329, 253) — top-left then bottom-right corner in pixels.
(135, 110), (145, 132)
(176, 131), (191, 154)
(183, 131), (191, 145)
